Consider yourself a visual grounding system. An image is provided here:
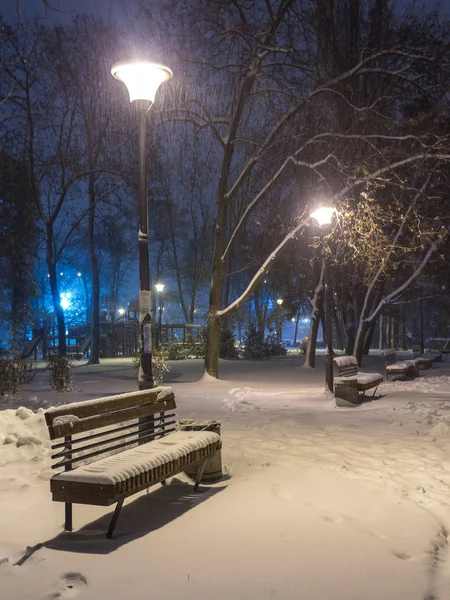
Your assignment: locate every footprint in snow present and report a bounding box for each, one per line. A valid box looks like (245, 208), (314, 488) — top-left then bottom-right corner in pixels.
(51, 573), (88, 599)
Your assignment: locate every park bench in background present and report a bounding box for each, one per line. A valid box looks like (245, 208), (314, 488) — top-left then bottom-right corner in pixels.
(45, 388), (222, 538)
(382, 349), (419, 381)
(410, 346), (442, 366)
(333, 356), (383, 405)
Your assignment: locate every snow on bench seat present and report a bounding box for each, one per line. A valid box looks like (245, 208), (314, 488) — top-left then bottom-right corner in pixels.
(52, 430), (221, 487)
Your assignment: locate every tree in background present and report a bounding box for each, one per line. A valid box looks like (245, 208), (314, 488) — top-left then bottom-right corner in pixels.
(0, 153), (39, 354)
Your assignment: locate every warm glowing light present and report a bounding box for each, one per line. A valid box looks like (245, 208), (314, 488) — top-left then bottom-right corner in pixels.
(155, 283), (165, 293)
(77, 272), (82, 277)
(291, 317), (296, 322)
(118, 308), (125, 316)
(310, 206), (334, 226)
(276, 298), (283, 306)
(111, 61), (173, 103)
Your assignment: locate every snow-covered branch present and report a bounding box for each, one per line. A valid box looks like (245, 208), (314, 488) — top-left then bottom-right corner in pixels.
(217, 219), (308, 318)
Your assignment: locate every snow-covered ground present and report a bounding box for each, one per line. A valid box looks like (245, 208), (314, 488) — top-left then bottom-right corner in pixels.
(2, 353), (450, 599)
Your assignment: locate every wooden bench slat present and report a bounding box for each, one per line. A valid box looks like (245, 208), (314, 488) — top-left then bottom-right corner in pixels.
(48, 398), (176, 440)
(45, 388), (174, 422)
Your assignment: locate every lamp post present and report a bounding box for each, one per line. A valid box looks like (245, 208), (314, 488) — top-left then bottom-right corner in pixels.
(311, 207), (335, 393)
(276, 298), (284, 343)
(111, 61), (172, 389)
(155, 283), (165, 348)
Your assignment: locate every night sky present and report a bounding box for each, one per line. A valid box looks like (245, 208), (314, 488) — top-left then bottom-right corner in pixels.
(3, 0), (450, 23)
(1, 0), (140, 23)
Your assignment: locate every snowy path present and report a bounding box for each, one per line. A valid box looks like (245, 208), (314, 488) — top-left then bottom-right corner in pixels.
(2, 356), (450, 599)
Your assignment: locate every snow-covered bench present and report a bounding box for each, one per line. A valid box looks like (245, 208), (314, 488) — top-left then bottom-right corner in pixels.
(45, 387), (222, 538)
(382, 349), (420, 381)
(410, 347), (442, 367)
(333, 356), (383, 405)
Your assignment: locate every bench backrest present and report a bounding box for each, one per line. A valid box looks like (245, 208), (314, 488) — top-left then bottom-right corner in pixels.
(45, 387), (176, 472)
(382, 348), (397, 366)
(333, 355), (359, 377)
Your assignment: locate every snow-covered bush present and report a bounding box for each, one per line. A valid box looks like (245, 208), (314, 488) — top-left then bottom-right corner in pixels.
(152, 348), (170, 385)
(242, 324), (287, 359)
(242, 323), (269, 359)
(16, 358), (37, 385)
(298, 337), (308, 355)
(132, 348), (170, 385)
(47, 356), (72, 391)
(0, 359), (20, 396)
(220, 322), (239, 359)
(265, 333), (287, 357)
(0, 358), (36, 396)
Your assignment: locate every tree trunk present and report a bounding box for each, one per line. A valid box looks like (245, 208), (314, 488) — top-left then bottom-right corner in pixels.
(293, 313), (299, 346)
(46, 223), (66, 356)
(204, 195), (227, 377)
(363, 317), (378, 355)
(304, 260), (325, 368)
(87, 171), (100, 364)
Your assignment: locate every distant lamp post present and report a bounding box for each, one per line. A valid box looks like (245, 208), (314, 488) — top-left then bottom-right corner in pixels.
(311, 206), (335, 393)
(111, 60), (172, 389)
(154, 283), (165, 348)
(276, 298), (284, 343)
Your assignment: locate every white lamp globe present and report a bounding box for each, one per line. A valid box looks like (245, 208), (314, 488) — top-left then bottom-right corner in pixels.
(111, 61), (173, 104)
(310, 206), (335, 227)
(155, 283), (165, 293)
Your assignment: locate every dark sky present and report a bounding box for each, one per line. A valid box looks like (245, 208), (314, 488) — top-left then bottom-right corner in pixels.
(1, 0), (139, 24)
(3, 0), (450, 23)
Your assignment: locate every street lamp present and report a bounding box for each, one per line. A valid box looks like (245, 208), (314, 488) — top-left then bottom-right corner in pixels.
(155, 283), (165, 348)
(276, 298), (284, 343)
(112, 60), (172, 389)
(311, 206), (335, 393)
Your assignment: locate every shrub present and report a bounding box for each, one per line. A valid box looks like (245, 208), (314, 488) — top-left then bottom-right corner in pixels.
(184, 327), (207, 359)
(132, 348), (170, 385)
(16, 358), (37, 385)
(220, 322), (239, 359)
(298, 336), (308, 355)
(265, 333), (287, 357)
(152, 348), (170, 385)
(0, 358), (37, 396)
(0, 359), (20, 396)
(47, 355), (73, 391)
(162, 342), (189, 360)
(242, 323), (269, 359)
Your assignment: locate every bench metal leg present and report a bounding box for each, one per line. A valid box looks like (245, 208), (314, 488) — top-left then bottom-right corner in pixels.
(194, 461), (207, 492)
(371, 386), (379, 398)
(161, 479), (166, 486)
(65, 503), (72, 532)
(106, 499), (124, 539)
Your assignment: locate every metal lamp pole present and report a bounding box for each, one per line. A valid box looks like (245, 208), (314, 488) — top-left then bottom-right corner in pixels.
(322, 238), (334, 393)
(111, 61), (172, 390)
(311, 207), (335, 393)
(155, 283), (165, 349)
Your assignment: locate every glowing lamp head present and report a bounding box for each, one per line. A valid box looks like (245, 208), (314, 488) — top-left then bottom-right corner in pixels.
(60, 294), (70, 310)
(111, 61), (173, 103)
(310, 206), (334, 227)
(118, 308), (125, 316)
(155, 283), (165, 293)
(276, 298), (283, 306)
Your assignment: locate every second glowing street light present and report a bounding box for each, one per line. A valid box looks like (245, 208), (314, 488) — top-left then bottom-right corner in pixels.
(111, 61), (172, 389)
(155, 283), (165, 348)
(310, 207), (335, 393)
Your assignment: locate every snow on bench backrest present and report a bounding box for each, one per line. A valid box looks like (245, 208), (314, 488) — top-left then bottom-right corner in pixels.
(333, 355), (359, 377)
(45, 387), (176, 440)
(382, 348), (398, 365)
